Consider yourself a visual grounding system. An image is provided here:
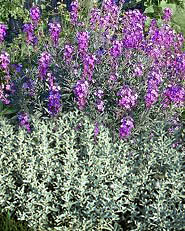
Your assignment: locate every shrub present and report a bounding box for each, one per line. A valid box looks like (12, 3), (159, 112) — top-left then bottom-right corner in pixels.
(1, 0), (184, 140)
(0, 109), (184, 231)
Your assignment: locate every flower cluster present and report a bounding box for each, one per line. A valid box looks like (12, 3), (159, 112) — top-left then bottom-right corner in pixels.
(162, 85), (185, 108)
(0, 52), (10, 71)
(122, 9), (146, 49)
(94, 89), (104, 113)
(101, 0), (120, 30)
(48, 22), (61, 46)
(119, 116), (134, 139)
(109, 39), (123, 58)
(76, 31), (89, 57)
(0, 84), (12, 104)
(48, 84), (61, 116)
(89, 7), (101, 30)
(23, 23), (37, 45)
(82, 53), (96, 81)
(18, 112), (31, 132)
(38, 52), (51, 80)
(30, 6), (40, 26)
(73, 80), (89, 110)
(134, 62), (144, 77)
(145, 67), (162, 108)
(63, 44), (74, 65)
(0, 23), (7, 43)
(117, 85), (138, 110)
(70, 0), (79, 26)
(22, 78), (35, 97)
(162, 8), (173, 22)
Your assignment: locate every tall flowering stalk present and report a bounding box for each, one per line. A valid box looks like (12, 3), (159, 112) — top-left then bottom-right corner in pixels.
(76, 31), (89, 58)
(82, 53), (96, 81)
(73, 79), (89, 110)
(23, 23), (37, 45)
(48, 85), (62, 116)
(70, 0), (79, 26)
(63, 44), (75, 65)
(94, 89), (104, 113)
(38, 52), (51, 80)
(48, 22), (61, 46)
(30, 6), (40, 26)
(162, 85), (185, 108)
(0, 23), (7, 43)
(117, 85), (138, 110)
(18, 112), (31, 133)
(0, 52), (10, 71)
(119, 116), (134, 139)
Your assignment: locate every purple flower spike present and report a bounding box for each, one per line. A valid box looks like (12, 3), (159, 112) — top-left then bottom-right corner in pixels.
(48, 85), (62, 116)
(30, 6), (40, 25)
(110, 40), (123, 58)
(70, 0), (79, 26)
(162, 85), (185, 108)
(117, 85), (138, 110)
(0, 23), (7, 43)
(23, 23), (37, 45)
(38, 52), (51, 80)
(73, 79), (89, 110)
(119, 116), (134, 139)
(145, 87), (159, 108)
(63, 44), (74, 65)
(18, 112), (31, 133)
(49, 22), (61, 46)
(76, 31), (89, 57)
(162, 8), (173, 22)
(0, 52), (10, 71)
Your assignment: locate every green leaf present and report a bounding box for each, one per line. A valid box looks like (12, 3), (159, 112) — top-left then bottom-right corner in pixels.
(0, 106), (19, 116)
(144, 5), (155, 14)
(181, 110), (185, 120)
(0, 101), (4, 112)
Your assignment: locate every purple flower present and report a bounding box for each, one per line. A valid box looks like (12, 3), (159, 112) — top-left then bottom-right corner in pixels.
(46, 72), (56, 88)
(145, 87), (159, 108)
(22, 78), (35, 97)
(73, 79), (89, 110)
(110, 40), (123, 58)
(18, 112), (31, 132)
(96, 99), (105, 112)
(30, 6), (40, 25)
(63, 44), (74, 65)
(48, 85), (61, 116)
(38, 52), (51, 80)
(0, 23), (7, 43)
(76, 31), (89, 57)
(94, 122), (100, 138)
(162, 85), (185, 108)
(82, 53), (96, 81)
(89, 8), (101, 30)
(162, 8), (173, 22)
(94, 89), (104, 112)
(70, 0), (79, 26)
(117, 85), (138, 110)
(49, 22), (61, 46)
(122, 10), (146, 49)
(134, 63), (144, 77)
(0, 52), (10, 70)
(119, 116), (134, 139)
(11, 64), (22, 73)
(23, 23), (37, 45)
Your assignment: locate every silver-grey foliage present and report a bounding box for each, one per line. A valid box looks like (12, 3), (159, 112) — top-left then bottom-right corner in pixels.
(0, 109), (184, 231)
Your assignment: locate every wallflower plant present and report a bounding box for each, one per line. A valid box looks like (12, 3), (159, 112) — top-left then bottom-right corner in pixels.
(0, 0), (184, 142)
